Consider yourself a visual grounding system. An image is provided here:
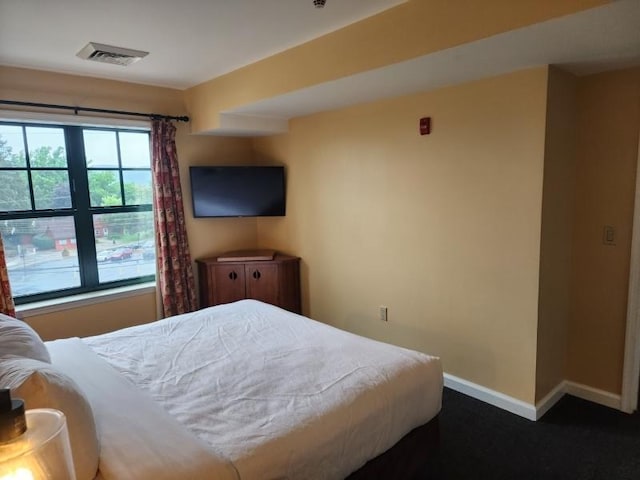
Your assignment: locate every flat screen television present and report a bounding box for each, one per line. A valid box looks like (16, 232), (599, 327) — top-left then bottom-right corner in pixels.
(190, 166), (286, 218)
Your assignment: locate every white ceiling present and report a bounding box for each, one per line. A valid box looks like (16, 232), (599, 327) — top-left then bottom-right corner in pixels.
(1, 0), (639, 135)
(0, 0), (405, 89)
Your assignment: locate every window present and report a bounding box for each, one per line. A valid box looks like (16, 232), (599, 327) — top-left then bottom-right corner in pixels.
(0, 122), (155, 304)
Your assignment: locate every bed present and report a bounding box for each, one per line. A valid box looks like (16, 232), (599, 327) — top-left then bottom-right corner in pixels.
(2, 300), (442, 480)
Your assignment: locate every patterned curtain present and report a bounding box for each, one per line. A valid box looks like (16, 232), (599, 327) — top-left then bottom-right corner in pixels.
(151, 120), (197, 317)
(0, 233), (16, 317)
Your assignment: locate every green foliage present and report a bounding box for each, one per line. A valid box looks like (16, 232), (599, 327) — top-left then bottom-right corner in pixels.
(0, 138), (29, 211)
(0, 139), (71, 211)
(32, 233), (55, 250)
(0, 170), (30, 211)
(0, 137), (25, 168)
(124, 182), (152, 205)
(29, 145), (67, 168)
(0, 133), (152, 213)
(32, 170), (71, 209)
(88, 171), (121, 206)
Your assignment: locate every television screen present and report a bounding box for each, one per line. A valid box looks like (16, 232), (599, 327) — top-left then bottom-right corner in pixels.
(190, 166), (286, 218)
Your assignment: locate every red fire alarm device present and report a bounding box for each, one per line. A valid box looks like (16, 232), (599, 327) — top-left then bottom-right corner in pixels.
(420, 117), (431, 135)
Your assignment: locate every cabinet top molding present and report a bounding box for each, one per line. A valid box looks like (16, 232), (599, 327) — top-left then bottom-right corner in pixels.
(217, 249), (277, 262)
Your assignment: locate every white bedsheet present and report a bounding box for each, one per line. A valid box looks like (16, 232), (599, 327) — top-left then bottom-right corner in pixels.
(83, 300), (443, 480)
(46, 338), (239, 480)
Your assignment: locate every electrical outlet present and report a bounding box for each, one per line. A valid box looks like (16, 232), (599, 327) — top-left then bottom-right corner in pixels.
(380, 306), (388, 322)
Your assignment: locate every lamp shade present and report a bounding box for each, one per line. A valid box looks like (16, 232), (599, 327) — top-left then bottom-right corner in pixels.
(0, 408), (75, 480)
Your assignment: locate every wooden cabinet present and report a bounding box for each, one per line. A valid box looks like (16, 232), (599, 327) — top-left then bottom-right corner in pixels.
(197, 253), (301, 314)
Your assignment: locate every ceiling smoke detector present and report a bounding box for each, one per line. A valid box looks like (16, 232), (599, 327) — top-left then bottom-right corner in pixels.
(76, 42), (148, 67)
(313, 0), (326, 8)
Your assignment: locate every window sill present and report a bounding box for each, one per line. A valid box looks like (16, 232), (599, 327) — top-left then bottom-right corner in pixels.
(16, 282), (156, 318)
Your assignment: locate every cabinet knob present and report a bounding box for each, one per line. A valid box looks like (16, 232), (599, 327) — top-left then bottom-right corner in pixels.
(228, 271), (238, 280)
(252, 270), (261, 280)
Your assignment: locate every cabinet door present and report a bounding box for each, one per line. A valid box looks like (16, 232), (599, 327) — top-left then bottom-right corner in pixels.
(245, 264), (279, 306)
(212, 264), (246, 305)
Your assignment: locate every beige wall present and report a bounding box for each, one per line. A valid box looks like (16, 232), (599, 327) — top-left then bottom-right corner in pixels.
(185, 0), (609, 132)
(255, 68), (550, 403)
(0, 66), (257, 338)
(254, 65), (640, 402)
(535, 67), (577, 402)
(24, 293), (157, 341)
(0, 66), (186, 117)
(568, 67), (640, 394)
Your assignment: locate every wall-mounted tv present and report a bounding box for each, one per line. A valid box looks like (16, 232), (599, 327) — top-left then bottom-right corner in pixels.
(190, 166), (286, 218)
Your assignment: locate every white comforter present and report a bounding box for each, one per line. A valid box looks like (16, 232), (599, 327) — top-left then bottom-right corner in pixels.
(47, 338), (239, 480)
(82, 300), (442, 480)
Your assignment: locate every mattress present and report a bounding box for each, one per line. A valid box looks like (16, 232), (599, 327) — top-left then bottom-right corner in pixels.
(67, 300), (442, 479)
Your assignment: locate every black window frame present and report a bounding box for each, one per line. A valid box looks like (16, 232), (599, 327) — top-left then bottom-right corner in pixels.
(0, 121), (155, 305)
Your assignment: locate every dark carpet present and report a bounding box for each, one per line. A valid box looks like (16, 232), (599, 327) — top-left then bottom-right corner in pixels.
(425, 388), (640, 480)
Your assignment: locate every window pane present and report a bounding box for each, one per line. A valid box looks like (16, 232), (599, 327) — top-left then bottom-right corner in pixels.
(3, 216), (80, 297)
(120, 132), (150, 168)
(1, 123), (155, 302)
(94, 212), (155, 283)
(123, 171), (152, 205)
(25, 127), (68, 168)
(32, 171), (72, 209)
(0, 171), (31, 211)
(88, 170), (122, 206)
(0, 125), (26, 168)
(83, 130), (118, 167)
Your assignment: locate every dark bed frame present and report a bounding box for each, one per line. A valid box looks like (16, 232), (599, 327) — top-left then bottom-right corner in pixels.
(346, 416), (441, 480)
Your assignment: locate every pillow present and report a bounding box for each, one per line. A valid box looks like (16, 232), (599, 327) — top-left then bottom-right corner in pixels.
(0, 314), (51, 363)
(0, 357), (100, 480)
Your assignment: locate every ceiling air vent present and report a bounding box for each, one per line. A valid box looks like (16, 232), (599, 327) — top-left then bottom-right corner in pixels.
(76, 42), (148, 67)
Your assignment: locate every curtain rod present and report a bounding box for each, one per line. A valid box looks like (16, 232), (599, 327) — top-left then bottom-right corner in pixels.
(0, 99), (190, 123)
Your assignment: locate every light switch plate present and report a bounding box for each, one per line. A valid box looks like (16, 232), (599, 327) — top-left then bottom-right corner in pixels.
(603, 225), (616, 245)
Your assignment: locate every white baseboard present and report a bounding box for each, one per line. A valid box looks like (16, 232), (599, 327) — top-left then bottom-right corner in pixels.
(444, 374), (622, 421)
(565, 381), (622, 410)
(443, 373), (537, 421)
(534, 381), (567, 420)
